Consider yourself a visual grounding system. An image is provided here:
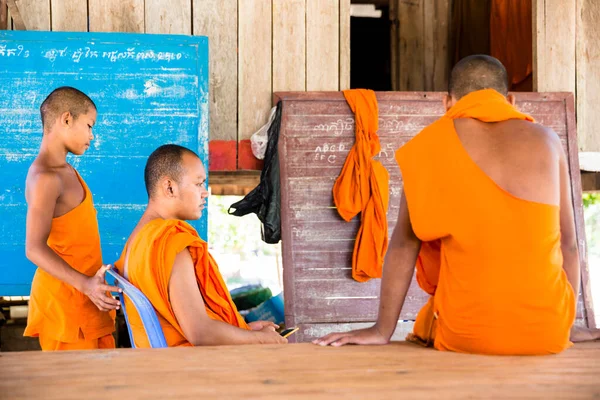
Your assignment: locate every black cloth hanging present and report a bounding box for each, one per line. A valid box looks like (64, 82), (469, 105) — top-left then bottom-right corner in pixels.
(228, 102), (282, 244)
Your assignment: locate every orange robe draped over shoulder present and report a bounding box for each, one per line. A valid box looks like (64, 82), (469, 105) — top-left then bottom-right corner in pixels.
(24, 170), (115, 348)
(396, 89), (575, 355)
(333, 89), (389, 282)
(115, 219), (249, 348)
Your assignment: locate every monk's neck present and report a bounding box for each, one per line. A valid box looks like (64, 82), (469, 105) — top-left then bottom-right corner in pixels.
(38, 133), (70, 167)
(141, 202), (181, 222)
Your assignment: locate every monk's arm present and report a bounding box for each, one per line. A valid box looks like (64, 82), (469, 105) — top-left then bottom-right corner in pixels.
(556, 140), (580, 306)
(314, 190), (421, 346)
(25, 172), (120, 311)
(374, 190), (422, 340)
(169, 249), (286, 346)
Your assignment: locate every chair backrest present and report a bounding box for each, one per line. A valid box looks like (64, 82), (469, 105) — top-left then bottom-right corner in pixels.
(106, 269), (168, 349)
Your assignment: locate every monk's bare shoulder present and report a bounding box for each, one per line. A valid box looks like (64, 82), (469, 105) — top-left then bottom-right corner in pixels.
(518, 120), (561, 144)
(510, 120), (563, 157)
(25, 161), (62, 205)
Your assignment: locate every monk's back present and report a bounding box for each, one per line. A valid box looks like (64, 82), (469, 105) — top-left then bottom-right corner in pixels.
(430, 117), (574, 354)
(453, 118), (560, 207)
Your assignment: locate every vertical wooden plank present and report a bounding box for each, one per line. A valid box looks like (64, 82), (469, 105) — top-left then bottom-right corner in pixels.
(1, 0), (8, 30)
(306, 0), (339, 91)
(390, 0), (399, 91)
(532, 0), (542, 91)
(339, 0), (350, 90)
(145, 0), (191, 34)
(273, 0), (306, 92)
(51, 0), (88, 31)
(194, 0), (238, 171)
(6, 0), (24, 30)
(576, 0), (600, 152)
(423, 0), (450, 91)
(563, 93), (596, 329)
(12, 0), (49, 30)
(88, 0), (144, 32)
(6, 0), (11, 30)
(238, 0), (272, 144)
(532, 0), (576, 93)
(399, 0), (424, 90)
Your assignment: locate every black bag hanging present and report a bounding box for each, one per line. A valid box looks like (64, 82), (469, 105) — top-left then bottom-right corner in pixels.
(228, 102), (282, 244)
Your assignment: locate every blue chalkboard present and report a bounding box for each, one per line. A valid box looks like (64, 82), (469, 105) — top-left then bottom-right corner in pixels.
(0, 31), (209, 296)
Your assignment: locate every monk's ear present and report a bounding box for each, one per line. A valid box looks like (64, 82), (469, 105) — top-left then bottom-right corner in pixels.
(60, 111), (72, 128)
(161, 178), (177, 198)
(443, 94), (453, 112)
(506, 94), (516, 106)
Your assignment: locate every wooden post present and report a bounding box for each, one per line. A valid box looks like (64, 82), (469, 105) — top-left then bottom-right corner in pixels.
(273, 0), (306, 92)
(238, 0), (272, 169)
(396, 0), (451, 91)
(389, 0), (399, 90)
(0, 0), (8, 30)
(6, 0), (25, 30)
(532, 0), (576, 93)
(306, 0), (340, 91)
(339, 0), (351, 90)
(398, 0), (424, 90)
(576, 0), (600, 152)
(12, 0), (50, 30)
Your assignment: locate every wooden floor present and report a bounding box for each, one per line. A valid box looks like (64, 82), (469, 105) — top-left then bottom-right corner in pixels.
(1, 342), (600, 399)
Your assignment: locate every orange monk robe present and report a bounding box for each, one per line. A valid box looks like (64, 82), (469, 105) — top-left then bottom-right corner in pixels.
(24, 171), (116, 350)
(396, 89), (575, 355)
(333, 89), (390, 282)
(115, 219), (249, 348)
(490, 0), (533, 91)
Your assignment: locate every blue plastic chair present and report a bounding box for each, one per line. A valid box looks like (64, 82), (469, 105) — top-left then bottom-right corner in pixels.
(106, 268), (168, 349)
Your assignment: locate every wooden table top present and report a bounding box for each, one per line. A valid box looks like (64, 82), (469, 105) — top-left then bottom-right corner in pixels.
(2, 342), (599, 399)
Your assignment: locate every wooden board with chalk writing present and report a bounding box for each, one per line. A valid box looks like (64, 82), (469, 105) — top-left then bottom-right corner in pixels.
(277, 91), (594, 342)
(0, 31), (209, 295)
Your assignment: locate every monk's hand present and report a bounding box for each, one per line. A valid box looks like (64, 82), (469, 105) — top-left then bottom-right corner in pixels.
(248, 321), (279, 331)
(82, 264), (122, 312)
(312, 326), (389, 347)
(256, 326), (288, 344)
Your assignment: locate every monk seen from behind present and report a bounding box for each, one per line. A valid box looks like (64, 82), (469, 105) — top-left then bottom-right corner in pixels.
(315, 55), (600, 354)
(24, 87), (119, 351)
(115, 144), (287, 347)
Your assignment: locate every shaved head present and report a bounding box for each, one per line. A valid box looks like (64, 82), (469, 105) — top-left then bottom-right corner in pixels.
(40, 86), (96, 129)
(144, 144), (200, 198)
(449, 55), (509, 100)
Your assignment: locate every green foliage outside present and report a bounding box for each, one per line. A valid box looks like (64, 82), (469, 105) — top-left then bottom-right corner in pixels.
(208, 195), (282, 292)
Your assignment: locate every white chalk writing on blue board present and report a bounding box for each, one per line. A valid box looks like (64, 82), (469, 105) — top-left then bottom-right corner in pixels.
(0, 31), (209, 295)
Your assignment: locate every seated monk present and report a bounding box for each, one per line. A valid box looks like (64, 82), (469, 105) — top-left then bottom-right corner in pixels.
(115, 144), (286, 347)
(315, 55), (600, 354)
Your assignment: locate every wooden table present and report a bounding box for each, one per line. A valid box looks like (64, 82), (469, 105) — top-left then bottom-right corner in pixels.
(1, 342), (599, 399)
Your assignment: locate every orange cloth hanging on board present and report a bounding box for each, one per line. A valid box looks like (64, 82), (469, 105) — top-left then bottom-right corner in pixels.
(490, 0), (533, 91)
(396, 89), (575, 355)
(115, 219), (249, 348)
(24, 171), (116, 350)
(333, 89), (389, 282)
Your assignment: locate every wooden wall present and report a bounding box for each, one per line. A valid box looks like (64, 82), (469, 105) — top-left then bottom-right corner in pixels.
(534, 0), (600, 153)
(3, 0), (351, 170)
(390, 0), (599, 154)
(6, 0), (599, 154)
(391, 0), (451, 92)
(575, 0), (600, 154)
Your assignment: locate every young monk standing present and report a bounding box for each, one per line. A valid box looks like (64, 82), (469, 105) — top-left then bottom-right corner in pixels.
(24, 87), (120, 351)
(315, 55), (600, 354)
(115, 144), (286, 347)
